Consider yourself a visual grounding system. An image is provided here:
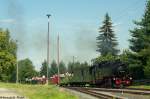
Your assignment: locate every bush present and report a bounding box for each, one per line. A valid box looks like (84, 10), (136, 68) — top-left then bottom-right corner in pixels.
(144, 58), (150, 79)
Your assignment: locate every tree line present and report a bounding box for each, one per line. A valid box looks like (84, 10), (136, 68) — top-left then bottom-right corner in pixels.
(17, 59), (88, 83)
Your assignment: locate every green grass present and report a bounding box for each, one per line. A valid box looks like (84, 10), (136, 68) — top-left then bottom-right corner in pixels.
(0, 82), (78, 99)
(129, 85), (150, 90)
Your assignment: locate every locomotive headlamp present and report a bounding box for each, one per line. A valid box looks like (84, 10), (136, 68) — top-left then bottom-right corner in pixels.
(113, 78), (116, 80)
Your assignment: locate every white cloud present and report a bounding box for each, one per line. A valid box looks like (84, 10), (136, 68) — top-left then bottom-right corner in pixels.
(0, 19), (15, 24)
(113, 22), (122, 27)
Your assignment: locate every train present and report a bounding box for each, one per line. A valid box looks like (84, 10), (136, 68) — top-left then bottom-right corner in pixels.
(59, 60), (132, 88)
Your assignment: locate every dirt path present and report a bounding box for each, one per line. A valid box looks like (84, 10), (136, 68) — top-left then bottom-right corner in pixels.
(0, 88), (25, 99)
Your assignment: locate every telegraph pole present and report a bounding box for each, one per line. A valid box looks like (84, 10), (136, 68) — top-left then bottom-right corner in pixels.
(16, 40), (18, 84)
(46, 14), (51, 85)
(57, 34), (60, 85)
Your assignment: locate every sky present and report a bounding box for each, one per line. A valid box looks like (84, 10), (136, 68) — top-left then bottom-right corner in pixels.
(0, 0), (146, 70)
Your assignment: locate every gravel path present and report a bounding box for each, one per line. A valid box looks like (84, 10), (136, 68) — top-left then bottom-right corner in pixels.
(0, 88), (25, 99)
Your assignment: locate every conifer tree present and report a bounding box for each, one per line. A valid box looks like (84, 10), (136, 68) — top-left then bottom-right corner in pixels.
(129, 0), (150, 52)
(129, 0), (150, 78)
(97, 13), (119, 56)
(40, 60), (48, 77)
(49, 60), (58, 76)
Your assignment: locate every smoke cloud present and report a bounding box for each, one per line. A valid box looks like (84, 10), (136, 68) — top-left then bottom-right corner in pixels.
(6, 0), (27, 45)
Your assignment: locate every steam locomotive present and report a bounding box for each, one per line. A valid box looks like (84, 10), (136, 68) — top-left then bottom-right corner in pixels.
(60, 60), (132, 88)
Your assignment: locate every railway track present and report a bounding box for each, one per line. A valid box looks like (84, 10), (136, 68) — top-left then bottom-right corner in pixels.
(66, 87), (125, 99)
(88, 87), (150, 95)
(64, 87), (150, 99)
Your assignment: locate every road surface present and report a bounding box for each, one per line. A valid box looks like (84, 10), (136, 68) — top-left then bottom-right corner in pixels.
(0, 88), (25, 99)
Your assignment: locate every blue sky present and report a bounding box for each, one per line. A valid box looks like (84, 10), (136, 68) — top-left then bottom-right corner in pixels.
(0, 0), (146, 70)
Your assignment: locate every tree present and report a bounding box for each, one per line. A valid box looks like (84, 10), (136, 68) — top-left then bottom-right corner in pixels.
(40, 60), (48, 77)
(129, 0), (150, 52)
(0, 29), (17, 82)
(67, 62), (74, 73)
(59, 61), (66, 74)
(67, 61), (81, 73)
(129, 0), (150, 79)
(144, 58), (150, 79)
(49, 60), (58, 77)
(80, 61), (89, 68)
(97, 13), (119, 56)
(18, 58), (37, 83)
(67, 61), (89, 73)
(92, 53), (118, 64)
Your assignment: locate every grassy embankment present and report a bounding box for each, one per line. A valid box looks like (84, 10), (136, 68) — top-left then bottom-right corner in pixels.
(129, 85), (150, 90)
(128, 81), (150, 90)
(0, 82), (78, 99)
